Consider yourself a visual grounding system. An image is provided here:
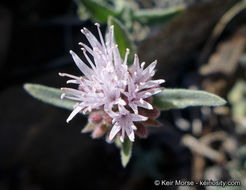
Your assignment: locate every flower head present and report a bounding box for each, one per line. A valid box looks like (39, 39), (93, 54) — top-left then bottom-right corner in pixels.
(60, 23), (164, 142)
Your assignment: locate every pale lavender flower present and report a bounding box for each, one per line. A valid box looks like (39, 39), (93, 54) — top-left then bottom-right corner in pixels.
(60, 23), (164, 142)
(108, 105), (147, 142)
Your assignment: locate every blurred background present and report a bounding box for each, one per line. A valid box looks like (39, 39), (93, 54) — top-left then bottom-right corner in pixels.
(0, 0), (246, 189)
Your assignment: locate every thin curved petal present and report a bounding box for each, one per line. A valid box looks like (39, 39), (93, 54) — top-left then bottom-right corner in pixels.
(69, 50), (93, 79)
(109, 123), (121, 141)
(66, 104), (84, 123)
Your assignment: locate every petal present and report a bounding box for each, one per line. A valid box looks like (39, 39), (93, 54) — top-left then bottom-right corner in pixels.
(69, 50), (93, 79)
(81, 48), (96, 70)
(66, 104), (84, 123)
(140, 62), (145, 69)
(123, 48), (129, 65)
(95, 23), (107, 52)
(131, 124), (137, 130)
(129, 103), (138, 114)
(78, 42), (94, 55)
(126, 128), (135, 142)
(117, 98), (126, 106)
(133, 54), (140, 71)
(59, 72), (80, 80)
(113, 45), (122, 67)
(131, 114), (148, 122)
(61, 87), (84, 97)
(120, 127), (125, 142)
(106, 25), (114, 49)
(127, 76), (135, 95)
(137, 99), (153, 110)
(81, 27), (103, 51)
(66, 79), (79, 84)
(144, 60), (157, 75)
(138, 87), (162, 98)
(118, 105), (129, 115)
(109, 123), (121, 141)
(139, 79), (165, 89)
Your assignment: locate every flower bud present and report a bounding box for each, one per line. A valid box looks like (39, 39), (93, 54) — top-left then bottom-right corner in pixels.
(135, 123), (148, 138)
(89, 111), (104, 124)
(81, 123), (96, 133)
(138, 107), (160, 119)
(91, 125), (107, 139)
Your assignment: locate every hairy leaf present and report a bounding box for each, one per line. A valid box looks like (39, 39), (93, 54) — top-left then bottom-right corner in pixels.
(78, 0), (119, 23)
(24, 83), (77, 110)
(133, 5), (185, 25)
(153, 89), (226, 111)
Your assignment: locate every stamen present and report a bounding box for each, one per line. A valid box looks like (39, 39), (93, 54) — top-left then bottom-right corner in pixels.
(95, 23), (106, 52)
(81, 48), (96, 70)
(78, 42), (94, 55)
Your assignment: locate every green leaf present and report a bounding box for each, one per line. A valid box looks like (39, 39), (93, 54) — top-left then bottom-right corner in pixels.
(228, 80), (246, 104)
(240, 54), (246, 68)
(153, 89), (226, 111)
(133, 5), (185, 26)
(120, 137), (132, 167)
(77, 0), (119, 23)
(24, 83), (77, 111)
(114, 0), (125, 13)
(107, 16), (136, 65)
